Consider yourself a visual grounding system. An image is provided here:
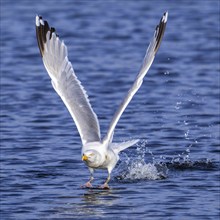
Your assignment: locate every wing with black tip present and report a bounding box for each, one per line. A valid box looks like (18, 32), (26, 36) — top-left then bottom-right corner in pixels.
(36, 16), (101, 145)
(103, 12), (168, 144)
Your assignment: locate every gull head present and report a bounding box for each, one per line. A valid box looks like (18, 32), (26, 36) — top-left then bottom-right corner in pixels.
(82, 150), (101, 167)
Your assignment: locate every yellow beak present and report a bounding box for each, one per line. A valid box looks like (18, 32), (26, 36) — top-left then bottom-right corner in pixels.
(82, 155), (88, 161)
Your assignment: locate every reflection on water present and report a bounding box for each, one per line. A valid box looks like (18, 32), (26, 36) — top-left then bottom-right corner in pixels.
(48, 189), (120, 218)
(81, 190), (117, 217)
(83, 189), (116, 205)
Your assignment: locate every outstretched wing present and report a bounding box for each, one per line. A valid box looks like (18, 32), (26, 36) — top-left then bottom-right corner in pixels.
(36, 16), (100, 145)
(103, 12), (168, 144)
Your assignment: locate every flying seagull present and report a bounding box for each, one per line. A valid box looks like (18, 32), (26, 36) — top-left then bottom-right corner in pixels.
(36, 12), (168, 189)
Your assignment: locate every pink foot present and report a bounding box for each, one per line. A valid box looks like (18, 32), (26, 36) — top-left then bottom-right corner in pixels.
(81, 181), (93, 188)
(99, 183), (110, 189)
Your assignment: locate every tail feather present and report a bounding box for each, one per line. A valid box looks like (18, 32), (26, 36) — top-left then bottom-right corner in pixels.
(111, 139), (139, 153)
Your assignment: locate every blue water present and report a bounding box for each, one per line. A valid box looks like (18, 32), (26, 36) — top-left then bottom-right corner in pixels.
(1, 0), (220, 219)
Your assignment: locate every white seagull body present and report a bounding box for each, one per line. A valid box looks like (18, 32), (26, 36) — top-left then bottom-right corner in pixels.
(36, 12), (168, 189)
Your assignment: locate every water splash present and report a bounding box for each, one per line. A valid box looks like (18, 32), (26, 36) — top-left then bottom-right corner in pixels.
(158, 143), (216, 171)
(115, 141), (168, 181)
(122, 161), (162, 180)
(115, 141), (216, 182)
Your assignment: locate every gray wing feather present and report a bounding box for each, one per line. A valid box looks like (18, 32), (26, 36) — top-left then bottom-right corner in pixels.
(36, 16), (100, 145)
(103, 12), (168, 144)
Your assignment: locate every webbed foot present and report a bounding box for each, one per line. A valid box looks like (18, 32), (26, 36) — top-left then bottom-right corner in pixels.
(81, 181), (93, 188)
(99, 183), (110, 190)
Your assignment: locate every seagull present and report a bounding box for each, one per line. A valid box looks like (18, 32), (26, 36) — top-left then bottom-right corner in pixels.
(36, 12), (168, 189)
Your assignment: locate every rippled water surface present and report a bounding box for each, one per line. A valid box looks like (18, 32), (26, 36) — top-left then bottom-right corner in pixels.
(1, 0), (220, 219)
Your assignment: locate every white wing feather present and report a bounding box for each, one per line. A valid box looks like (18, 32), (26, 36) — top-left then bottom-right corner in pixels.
(103, 12), (168, 144)
(36, 16), (100, 145)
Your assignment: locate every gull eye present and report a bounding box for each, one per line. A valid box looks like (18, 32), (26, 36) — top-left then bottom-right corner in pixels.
(89, 153), (94, 156)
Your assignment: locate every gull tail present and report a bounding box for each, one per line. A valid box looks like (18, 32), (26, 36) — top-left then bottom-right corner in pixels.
(111, 139), (139, 153)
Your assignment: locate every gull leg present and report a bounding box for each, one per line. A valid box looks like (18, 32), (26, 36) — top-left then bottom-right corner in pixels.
(99, 170), (111, 189)
(82, 168), (94, 188)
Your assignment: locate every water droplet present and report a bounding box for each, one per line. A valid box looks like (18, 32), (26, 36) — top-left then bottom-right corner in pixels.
(184, 120), (189, 125)
(186, 148), (190, 153)
(175, 101), (182, 109)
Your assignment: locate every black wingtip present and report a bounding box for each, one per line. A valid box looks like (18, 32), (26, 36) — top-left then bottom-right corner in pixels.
(49, 27), (56, 39)
(36, 16), (59, 57)
(154, 12), (168, 53)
